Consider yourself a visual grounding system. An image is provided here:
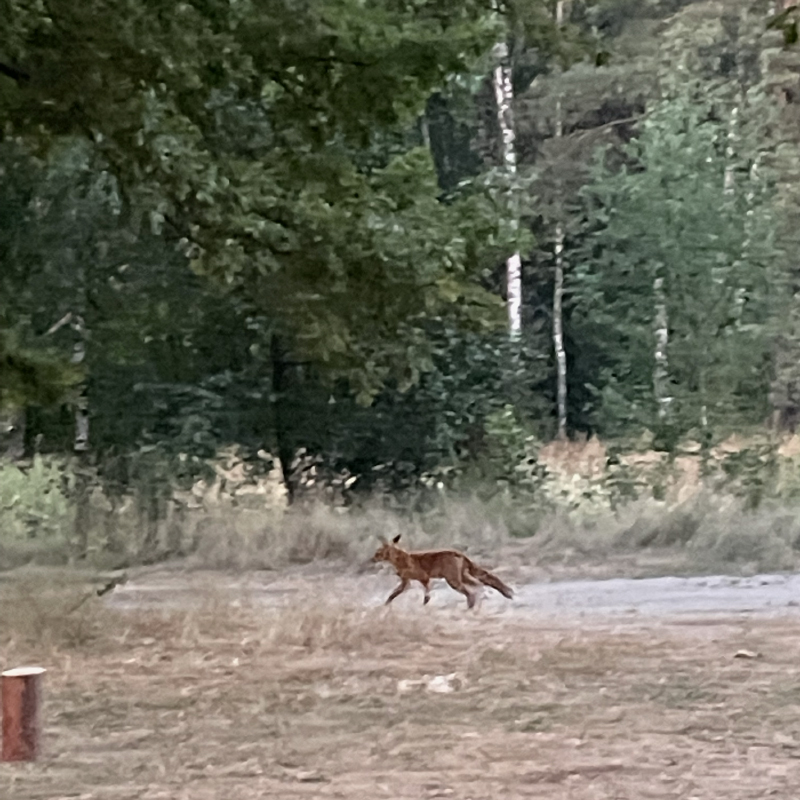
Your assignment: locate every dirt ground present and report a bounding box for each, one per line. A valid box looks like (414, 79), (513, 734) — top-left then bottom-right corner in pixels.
(4, 563), (800, 799)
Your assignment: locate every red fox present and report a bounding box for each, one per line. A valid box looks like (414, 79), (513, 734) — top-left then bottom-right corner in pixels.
(371, 534), (513, 609)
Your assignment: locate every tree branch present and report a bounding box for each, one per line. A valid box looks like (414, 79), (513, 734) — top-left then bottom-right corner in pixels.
(0, 61), (31, 83)
(570, 114), (644, 139)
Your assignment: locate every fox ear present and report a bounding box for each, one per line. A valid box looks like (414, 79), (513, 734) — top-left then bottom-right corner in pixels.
(377, 535), (387, 544)
(392, 534), (401, 544)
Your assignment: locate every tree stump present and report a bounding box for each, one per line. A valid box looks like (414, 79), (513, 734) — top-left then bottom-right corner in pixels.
(2, 667), (46, 762)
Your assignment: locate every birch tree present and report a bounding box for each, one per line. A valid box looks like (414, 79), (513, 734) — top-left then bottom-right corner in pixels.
(492, 41), (522, 338)
(552, 0), (568, 439)
(652, 272), (671, 421)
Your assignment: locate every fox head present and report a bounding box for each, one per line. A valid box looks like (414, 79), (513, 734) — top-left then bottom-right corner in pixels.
(372, 534), (402, 562)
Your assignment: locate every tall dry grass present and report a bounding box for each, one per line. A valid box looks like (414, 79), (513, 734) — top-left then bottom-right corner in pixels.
(0, 569), (121, 651)
(184, 488), (800, 577)
(3, 450), (800, 579)
(528, 490), (800, 574)
(0, 569), (438, 668)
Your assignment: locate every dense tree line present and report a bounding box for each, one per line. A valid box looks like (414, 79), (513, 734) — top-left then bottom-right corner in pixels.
(1, 0), (800, 506)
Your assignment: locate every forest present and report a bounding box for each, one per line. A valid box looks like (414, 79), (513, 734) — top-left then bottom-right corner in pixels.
(3, 0), (800, 569)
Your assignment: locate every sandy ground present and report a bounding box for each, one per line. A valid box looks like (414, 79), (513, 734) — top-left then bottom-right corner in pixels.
(104, 561), (800, 618)
(4, 562), (800, 799)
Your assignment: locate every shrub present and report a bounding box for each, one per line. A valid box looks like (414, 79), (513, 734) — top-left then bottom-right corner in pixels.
(0, 456), (74, 568)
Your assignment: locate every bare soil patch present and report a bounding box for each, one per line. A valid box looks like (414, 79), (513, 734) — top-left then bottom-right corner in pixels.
(3, 567), (800, 799)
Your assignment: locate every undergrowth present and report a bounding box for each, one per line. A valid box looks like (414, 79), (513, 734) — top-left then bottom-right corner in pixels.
(3, 449), (800, 578)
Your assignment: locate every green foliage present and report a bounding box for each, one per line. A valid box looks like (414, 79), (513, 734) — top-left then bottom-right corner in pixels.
(0, 0), (565, 502)
(0, 0), (536, 400)
(480, 404), (542, 492)
(4, 0), (800, 548)
(573, 79), (778, 436)
(0, 330), (81, 410)
(0, 134), (542, 505)
(0, 455), (73, 547)
(717, 443), (779, 510)
(0, 143), (87, 411)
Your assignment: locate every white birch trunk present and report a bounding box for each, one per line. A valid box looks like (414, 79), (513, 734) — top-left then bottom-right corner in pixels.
(554, 219), (567, 437)
(492, 41), (522, 339)
(420, 112), (431, 151)
(723, 105), (739, 196)
(653, 274), (671, 420)
(553, 0), (568, 439)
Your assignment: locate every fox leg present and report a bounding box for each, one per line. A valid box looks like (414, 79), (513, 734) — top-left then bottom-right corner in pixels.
(386, 579), (410, 605)
(461, 567), (483, 607)
(444, 576), (476, 609)
(421, 579), (431, 605)
(462, 569), (481, 587)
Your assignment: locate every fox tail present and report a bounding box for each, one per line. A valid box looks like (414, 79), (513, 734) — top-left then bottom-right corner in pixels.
(467, 562), (513, 599)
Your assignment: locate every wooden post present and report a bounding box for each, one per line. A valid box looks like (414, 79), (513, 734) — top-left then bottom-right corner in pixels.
(2, 667), (46, 762)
